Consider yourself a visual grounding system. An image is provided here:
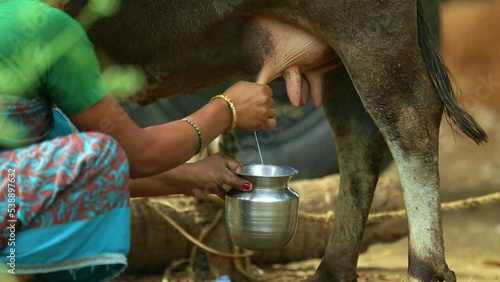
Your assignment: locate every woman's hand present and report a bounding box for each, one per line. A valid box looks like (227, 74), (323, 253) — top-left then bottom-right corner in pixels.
(222, 81), (277, 130)
(187, 154), (253, 199)
(72, 81), (275, 179)
(128, 154), (252, 198)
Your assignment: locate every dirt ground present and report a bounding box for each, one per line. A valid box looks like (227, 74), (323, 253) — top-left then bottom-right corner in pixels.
(126, 1), (500, 281)
(354, 206), (500, 282)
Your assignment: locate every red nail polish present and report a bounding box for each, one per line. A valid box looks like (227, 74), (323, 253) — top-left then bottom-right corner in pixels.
(243, 182), (252, 191)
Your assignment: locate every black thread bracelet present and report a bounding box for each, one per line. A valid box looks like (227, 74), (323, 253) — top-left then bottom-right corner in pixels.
(180, 118), (203, 155)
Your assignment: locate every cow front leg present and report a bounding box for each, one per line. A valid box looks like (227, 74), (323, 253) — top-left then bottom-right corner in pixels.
(308, 66), (387, 282)
(307, 1), (459, 281)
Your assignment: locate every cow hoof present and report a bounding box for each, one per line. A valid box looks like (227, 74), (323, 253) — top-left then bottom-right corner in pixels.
(306, 272), (358, 282)
(404, 268), (456, 282)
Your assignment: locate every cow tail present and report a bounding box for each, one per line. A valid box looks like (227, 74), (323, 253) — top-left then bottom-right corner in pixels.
(417, 0), (488, 144)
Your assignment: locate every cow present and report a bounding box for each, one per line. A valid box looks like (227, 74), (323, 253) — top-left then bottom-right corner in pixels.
(65, 0), (488, 281)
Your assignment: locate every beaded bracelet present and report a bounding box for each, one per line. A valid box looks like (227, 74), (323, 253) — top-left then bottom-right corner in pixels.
(180, 118), (203, 155)
(210, 94), (238, 133)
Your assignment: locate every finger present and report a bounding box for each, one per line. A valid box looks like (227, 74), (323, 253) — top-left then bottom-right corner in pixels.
(263, 84), (274, 97)
(191, 187), (205, 199)
(267, 97), (275, 108)
(222, 184), (233, 191)
(268, 108), (276, 119)
(209, 190), (227, 201)
(267, 118), (277, 129)
(221, 174), (253, 192)
(223, 156), (243, 173)
(254, 80), (273, 97)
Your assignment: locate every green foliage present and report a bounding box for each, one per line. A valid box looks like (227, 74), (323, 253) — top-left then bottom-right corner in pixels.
(0, 0), (150, 148)
(102, 65), (146, 99)
(0, 112), (25, 149)
(74, 0), (139, 99)
(88, 0), (121, 17)
(77, 0), (121, 28)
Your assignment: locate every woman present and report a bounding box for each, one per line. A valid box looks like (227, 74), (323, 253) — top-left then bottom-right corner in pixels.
(0, 0), (276, 281)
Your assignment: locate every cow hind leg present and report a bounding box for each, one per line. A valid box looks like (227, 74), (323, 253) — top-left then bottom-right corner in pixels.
(308, 67), (387, 282)
(305, 1), (486, 281)
(333, 40), (454, 281)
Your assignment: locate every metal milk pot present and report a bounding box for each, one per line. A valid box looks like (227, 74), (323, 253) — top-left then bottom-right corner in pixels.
(225, 164), (300, 251)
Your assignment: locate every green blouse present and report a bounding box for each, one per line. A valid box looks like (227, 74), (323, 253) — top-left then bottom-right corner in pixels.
(0, 0), (107, 117)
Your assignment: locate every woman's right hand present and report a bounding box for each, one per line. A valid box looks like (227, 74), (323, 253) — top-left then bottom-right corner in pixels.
(221, 81), (276, 130)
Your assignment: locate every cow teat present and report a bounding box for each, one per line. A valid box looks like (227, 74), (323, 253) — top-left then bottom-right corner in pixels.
(253, 16), (339, 108)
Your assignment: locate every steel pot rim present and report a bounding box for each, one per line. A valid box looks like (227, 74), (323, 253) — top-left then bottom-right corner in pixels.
(235, 164), (299, 178)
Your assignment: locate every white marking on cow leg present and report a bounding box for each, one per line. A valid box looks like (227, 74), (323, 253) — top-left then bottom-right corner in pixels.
(391, 147), (455, 282)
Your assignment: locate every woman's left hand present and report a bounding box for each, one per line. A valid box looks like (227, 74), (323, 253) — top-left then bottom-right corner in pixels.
(128, 153), (252, 198)
(187, 154), (253, 199)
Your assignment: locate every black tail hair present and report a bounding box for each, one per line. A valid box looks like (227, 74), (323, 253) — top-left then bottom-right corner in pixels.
(417, 0), (488, 144)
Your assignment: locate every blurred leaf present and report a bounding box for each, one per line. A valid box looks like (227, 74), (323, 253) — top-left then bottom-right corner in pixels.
(102, 65), (146, 99)
(0, 117), (25, 149)
(0, 272), (17, 282)
(0, 0), (129, 148)
(88, 0), (121, 18)
(76, 0), (121, 30)
(185, 266), (194, 274)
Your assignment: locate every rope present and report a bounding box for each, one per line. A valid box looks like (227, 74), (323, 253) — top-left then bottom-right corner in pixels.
(369, 191), (500, 223)
(189, 209), (224, 267)
(152, 202), (254, 259)
(157, 192), (500, 280)
(299, 192), (500, 225)
(233, 246), (264, 281)
(233, 246), (284, 282)
(162, 259), (190, 282)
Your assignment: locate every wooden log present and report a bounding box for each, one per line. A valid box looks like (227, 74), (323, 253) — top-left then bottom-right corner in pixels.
(126, 171), (405, 276)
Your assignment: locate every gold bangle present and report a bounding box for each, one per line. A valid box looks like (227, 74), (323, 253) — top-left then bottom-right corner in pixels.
(210, 94), (237, 133)
(180, 118), (203, 155)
